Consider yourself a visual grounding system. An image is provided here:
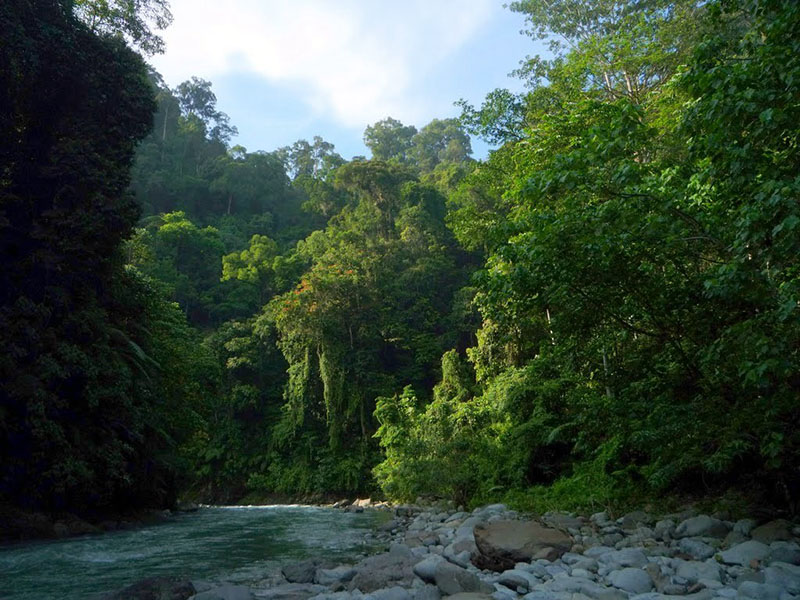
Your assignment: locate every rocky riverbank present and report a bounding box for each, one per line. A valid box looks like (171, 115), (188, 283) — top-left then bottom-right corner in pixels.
(104, 502), (800, 600)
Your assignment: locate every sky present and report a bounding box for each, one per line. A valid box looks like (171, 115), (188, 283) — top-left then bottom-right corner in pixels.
(149, 1), (544, 160)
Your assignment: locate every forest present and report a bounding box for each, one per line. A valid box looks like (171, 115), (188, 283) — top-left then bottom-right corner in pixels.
(1, 0), (798, 521)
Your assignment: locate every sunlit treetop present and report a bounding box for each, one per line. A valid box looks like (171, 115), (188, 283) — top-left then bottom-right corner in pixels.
(73, 0), (172, 55)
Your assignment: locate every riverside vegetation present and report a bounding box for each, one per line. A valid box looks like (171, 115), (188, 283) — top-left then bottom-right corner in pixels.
(1, 0), (799, 534)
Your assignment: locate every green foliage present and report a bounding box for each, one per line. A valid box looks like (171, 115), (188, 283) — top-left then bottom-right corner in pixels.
(0, 0), (216, 513)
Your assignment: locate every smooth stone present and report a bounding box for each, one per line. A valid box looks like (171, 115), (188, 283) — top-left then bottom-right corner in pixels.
(413, 555), (446, 583)
(607, 568), (653, 595)
(316, 566), (356, 586)
(444, 595), (492, 600)
(675, 560), (722, 583)
(598, 549), (648, 569)
(284, 560), (326, 584)
(104, 577), (195, 600)
(349, 552), (416, 592)
(764, 562), (800, 594)
(254, 584), (326, 600)
(751, 520), (793, 544)
(306, 593), (352, 600)
(674, 516), (729, 539)
(584, 546), (616, 559)
(619, 511), (653, 529)
(733, 519), (758, 536)
(412, 585), (440, 600)
(737, 581), (782, 599)
(719, 540), (770, 566)
(677, 538), (715, 560)
(473, 520), (571, 572)
(496, 569), (538, 590)
(768, 541), (800, 565)
(369, 586), (411, 600)
(192, 585), (253, 600)
(433, 560), (493, 596)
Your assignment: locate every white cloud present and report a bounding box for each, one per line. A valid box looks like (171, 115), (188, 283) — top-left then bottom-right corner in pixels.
(150, 0), (496, 127)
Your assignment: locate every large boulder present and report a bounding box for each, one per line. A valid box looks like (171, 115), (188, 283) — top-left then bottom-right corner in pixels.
(473, 520), (572, 571)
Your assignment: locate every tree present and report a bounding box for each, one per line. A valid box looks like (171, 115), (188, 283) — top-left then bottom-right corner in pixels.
(409, 118), (473, 173)
(175, 77), (238, 143)
(73, 0), (173, 55)
(364, 117), (418, 163)
(0, 0), (201, 513)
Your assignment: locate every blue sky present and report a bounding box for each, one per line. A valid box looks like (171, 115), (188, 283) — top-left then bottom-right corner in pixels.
(149, 1), (545, 160)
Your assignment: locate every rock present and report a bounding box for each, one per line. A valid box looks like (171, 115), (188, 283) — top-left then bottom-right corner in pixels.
(102, 576), (195, 599)
(767, 541), (800, 565)
(619, 511), (652, 530)
(496, 569), (538, 591)
(653, 520), (676, 541)
(584, 546), (616, 559)
(607, 568), (653, 594)
(736, 580), (783, 599)
(350, 552), (416, 592)
(413, 555), (446, 583)
(719, 540), (770, 566)
(763, 562), (800, 594)
(406, 531), (438, 547)
(721, 529), (747, 548)
(751, 519), (793, 544)
(306, 593), (352, 600)
(473, 520), (572, 571)
(675, 560), (722, 583)
(542, 512), (583, 531)
(539, 576), (626, 599)
(412, 585), (441, 600)
(284, 560), (328, 584)
(674, 516), (729, 539)
(442, 595), (492, 600)
(433, 560), (493, 596)
(369, 586), (411, 600)
(597, 548), (648, 569)
(193, 584), (253, 600)
(733, 519), (758, 536)
(254, 583), (326, 600)
(315, 566), (356, 586)
(677, 538), (715, 560)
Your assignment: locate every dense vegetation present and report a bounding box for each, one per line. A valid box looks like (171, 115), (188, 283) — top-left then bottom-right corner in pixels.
(1, 0), (797, 519)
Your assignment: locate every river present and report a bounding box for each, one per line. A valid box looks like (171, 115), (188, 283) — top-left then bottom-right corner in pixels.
(0, 505), (387, 600)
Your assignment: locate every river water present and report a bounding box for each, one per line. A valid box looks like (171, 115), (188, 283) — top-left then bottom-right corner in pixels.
(0, 505), (386, 600)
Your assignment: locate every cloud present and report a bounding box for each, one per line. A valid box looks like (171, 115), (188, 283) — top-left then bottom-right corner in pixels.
(150, 0), (496, 128)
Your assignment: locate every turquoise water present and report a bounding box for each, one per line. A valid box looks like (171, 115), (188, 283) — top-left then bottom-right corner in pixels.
(0, 506), (385, 600)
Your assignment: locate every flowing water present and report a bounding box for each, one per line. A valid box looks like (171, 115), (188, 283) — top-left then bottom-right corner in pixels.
(0, 505), (387, 600)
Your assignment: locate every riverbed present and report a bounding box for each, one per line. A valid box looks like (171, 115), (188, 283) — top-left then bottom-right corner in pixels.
(0, 505), (386, 600)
